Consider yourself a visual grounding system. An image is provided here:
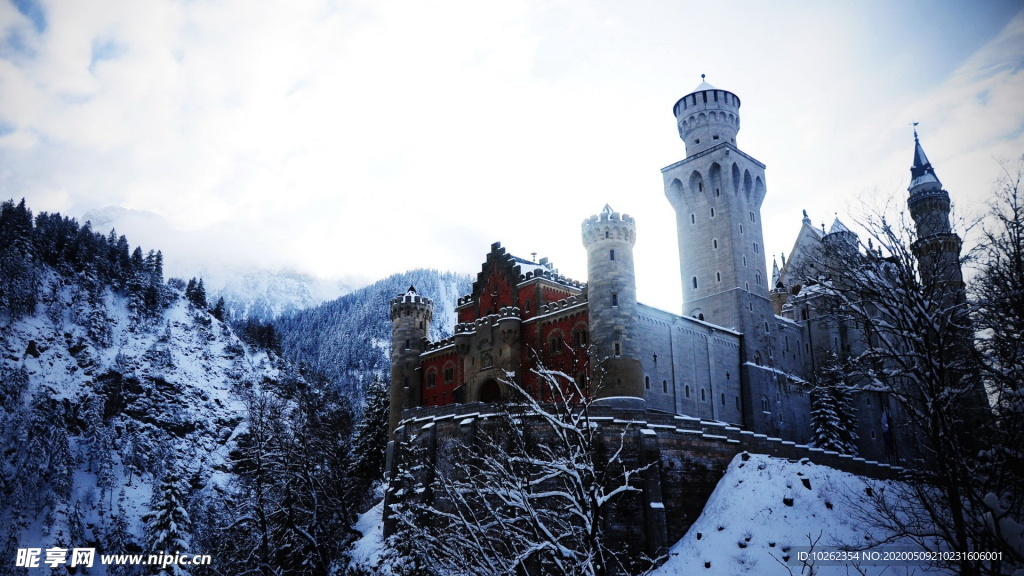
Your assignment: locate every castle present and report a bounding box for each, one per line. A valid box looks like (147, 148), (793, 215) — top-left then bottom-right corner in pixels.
(388, 78), (964, 465)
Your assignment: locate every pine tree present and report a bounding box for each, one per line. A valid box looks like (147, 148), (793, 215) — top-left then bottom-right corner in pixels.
(810, 353), (858, 455)
(349, 376), (390, 509)
(144, 471), (191, 574)
(210, 297), (226, 322)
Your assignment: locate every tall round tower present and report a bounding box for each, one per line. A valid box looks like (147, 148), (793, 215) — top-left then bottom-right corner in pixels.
(673, 75), (742, 157)
(907, 129), (964, 299)
(389, 286), (433, 435)
(582, 205), (645, 407)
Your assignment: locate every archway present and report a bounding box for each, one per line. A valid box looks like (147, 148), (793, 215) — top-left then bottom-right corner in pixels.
(478, 379), (501, 403)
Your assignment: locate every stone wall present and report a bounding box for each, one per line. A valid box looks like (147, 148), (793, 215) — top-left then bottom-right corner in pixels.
(384, 402), (904, 569)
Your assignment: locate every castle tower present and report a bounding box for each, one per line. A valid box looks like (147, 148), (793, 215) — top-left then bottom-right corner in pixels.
(662, 78), (789, 436)
(581, 205), (645, 406)
(907, 129), (965, 301)
(662, 78), (773, 343)
(389, 286), (433, 435)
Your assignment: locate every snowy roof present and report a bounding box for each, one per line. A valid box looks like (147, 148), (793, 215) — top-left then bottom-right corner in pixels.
(693, 80), (716, 92)
(828, 218), (850, 234)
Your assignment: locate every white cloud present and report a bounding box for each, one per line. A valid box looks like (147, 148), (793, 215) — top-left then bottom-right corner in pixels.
(1, 0), (1022, 313)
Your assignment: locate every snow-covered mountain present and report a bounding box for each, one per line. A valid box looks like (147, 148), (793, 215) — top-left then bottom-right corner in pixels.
(0, 200), (380, 575)
(81, 206), (363, 321)
(0, 266), (284, 572)
(274, 269), (473, 404)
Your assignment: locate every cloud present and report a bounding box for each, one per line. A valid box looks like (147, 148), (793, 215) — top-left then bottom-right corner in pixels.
(0, 0), (1022, 314)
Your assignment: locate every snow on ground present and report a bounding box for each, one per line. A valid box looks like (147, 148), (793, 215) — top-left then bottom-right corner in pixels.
(652, 453), (948, 575)
(348, 454), (948, 576)
(349, 500), (388, 573)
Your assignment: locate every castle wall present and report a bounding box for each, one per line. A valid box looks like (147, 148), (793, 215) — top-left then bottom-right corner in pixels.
(385, 403), (906, 570)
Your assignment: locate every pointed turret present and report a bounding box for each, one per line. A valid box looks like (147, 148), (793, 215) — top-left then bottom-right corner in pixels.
(909, 128), (942, 194)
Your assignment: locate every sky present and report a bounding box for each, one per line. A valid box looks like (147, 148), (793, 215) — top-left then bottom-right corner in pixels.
(2, 0), (1023, 313)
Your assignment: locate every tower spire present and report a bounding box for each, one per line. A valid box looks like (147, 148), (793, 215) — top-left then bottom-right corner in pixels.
(909, 124), (942, 194)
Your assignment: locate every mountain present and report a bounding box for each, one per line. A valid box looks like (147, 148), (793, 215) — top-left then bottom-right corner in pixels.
(81, 205), (363, 321)
(274, 269), (473, 404)
(0, 199), (378, 575)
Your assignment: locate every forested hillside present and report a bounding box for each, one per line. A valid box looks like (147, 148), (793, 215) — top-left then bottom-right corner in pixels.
(0, 199), (388, 575)
(274, 269), (473, 404)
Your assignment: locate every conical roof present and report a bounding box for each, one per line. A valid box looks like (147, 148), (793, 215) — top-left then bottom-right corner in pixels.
(909, 131), (942, 193)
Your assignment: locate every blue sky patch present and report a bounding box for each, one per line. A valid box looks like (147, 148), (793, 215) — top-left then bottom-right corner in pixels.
(10, 0), (46, 34)
(90, 38), (124, 71)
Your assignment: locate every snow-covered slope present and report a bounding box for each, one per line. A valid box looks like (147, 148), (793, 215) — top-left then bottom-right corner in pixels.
(0, 269), (283, 564)
(652, 453), (946, 575)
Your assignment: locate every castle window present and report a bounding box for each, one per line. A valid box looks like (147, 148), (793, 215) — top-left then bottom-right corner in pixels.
(749, 211), (756, 222)
(713, 239), (718, 249)
(573, 327), (588, 347)
(645, 376), (650, 390)
(871, 431), (876, 439)
(740, 224), (744, 234)
(745, 282), (749, 291)
(702, 92), (708, 103)
(612, 293), (619, 307)
(691, 213), (696, 224)
(426, 372), (437, 388)
(698, 313), (704, 320)
(663, 380), (668, 393)
(715, 188), (720, 196)
(701, 388), (706, 401)
(713, 91), (718, 102)
(692, 277), (698, 289)
(765, 321), (770, 333)
(726, 372), (730, 380)
(735, 396), (740, 410)
(444, 367), (454, 383)
(605, 231), (610, 238)
(710, 207), (715, 217)
(713, 135), (719, 140)
(405, 339), (410, 350)
(754, 351), (762, 366)
(525, 300), (531, 313)
(743, 256), (747, 266)
(614, 342), (621, 356)
(610, 249), (615, 261)
(716, 272), (721, 283)
(699, 182), (704, 192)
(721, 392), (725, 405)
(867, 397), (871, 406)
(419, 321), (424, 329)
(753, 242), (759, 254)
(695, 139), (700, 145)
(685, 385), (690, 398)
(756, 273), (762, 285)
(749, 302), (753, 311)
(551, 334), (563, 353)
(653, 354), (657, 367)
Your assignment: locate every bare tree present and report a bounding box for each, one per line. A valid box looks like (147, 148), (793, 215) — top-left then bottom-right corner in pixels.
(384, 364), (653, 576)
(972, 156), (1024, 569)
(817, 189), (1021, 574)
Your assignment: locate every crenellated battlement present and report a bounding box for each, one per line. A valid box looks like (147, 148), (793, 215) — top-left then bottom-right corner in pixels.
(581, 204), (637, 246)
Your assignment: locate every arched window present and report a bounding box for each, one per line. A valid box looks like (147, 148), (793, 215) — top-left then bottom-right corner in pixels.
(662, 380), (668, 393)
(701, 388), (706, 401)
(685, 385), (690, 398)
(645, 376), (650, 390)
